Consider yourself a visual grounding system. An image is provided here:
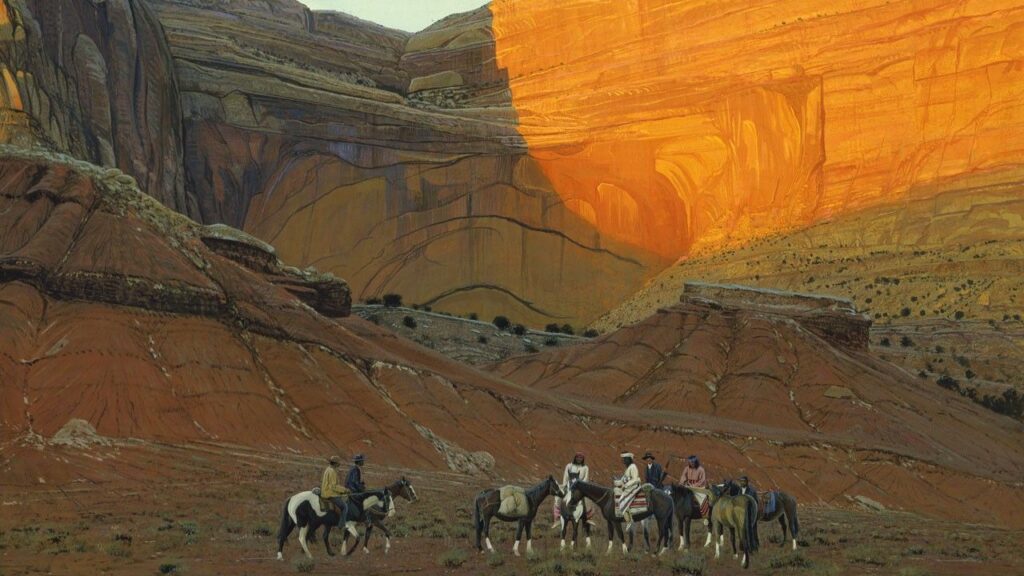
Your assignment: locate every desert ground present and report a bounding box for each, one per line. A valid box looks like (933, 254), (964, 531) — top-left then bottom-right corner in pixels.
(3, 442), (1023, 576)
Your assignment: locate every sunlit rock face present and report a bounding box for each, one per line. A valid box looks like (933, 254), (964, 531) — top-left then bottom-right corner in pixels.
(150, 0), (664, 326)
(491, 0), (1024, 257)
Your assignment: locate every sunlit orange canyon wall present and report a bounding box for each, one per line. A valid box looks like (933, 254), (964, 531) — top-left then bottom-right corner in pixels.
(491, 0), (1024, 258)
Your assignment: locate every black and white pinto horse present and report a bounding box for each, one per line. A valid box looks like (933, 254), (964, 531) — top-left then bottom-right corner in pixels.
(555, 482), (592, 551)
(276, 478), (416, 560)
(473, 475), (563, 556)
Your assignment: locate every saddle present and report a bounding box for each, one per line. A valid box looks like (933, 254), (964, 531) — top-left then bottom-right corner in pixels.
(757, 492), (778, 518)
(312, 487), (345, 516)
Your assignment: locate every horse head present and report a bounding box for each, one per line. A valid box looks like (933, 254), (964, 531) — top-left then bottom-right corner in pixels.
(398, 476), (418, 502)
(547, 475), (565, 498)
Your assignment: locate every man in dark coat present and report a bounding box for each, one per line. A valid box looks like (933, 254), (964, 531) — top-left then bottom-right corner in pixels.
(642, 451), (666, 490)
(346, 454), (367, 515)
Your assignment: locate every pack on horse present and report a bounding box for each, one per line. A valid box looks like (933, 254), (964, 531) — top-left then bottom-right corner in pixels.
(695, 482), (760, 569)
(565, 480), (674, 556)
(474, 476), (563, 556)
(728, 479), (800, 551)
(311, 476), (419, 556)
(276, 486), (389, 559)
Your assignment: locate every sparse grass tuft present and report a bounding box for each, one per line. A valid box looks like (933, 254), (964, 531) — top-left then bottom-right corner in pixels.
(769, 552), (813, 569)
(293, 558), (315, 573)
(438, 547), (468, 568)
(664, 553), (707, 575)
(158, 562), (181, 574)
(105, 541), (132, 558)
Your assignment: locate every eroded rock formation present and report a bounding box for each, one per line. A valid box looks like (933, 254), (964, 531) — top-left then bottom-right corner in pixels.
(0, 0), (195, 216)
(146, 0), (661, 327)
(491, 0), (1024, 259)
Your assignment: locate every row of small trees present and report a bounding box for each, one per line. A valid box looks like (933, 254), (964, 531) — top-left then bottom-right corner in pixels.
(363, 294), (599, 337)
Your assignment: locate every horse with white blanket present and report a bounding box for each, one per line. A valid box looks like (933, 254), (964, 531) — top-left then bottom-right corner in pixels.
(473, 476), (563, 556)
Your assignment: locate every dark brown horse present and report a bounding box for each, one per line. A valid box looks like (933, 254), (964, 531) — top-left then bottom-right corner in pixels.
(667, 484), (713, 550)
(335, 477), (418, 555)
(473, 476), (563, 556)
(565, 480), (674, 556)
(726, 482), (800, 550)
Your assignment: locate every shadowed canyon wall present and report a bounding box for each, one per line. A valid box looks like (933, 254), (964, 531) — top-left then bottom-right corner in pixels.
(491, 0), (1024, 257)
(149, 0), (664, 326)
(0, 0), (195, 216)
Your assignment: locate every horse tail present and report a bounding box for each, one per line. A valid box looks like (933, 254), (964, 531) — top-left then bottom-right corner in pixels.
(745, 496), (759, 553)
(277, 497), (293, 546)
(790, 496), (800, 537)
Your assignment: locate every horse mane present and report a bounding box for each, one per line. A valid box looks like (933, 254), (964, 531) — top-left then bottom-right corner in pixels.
(525, 477), (553, 501)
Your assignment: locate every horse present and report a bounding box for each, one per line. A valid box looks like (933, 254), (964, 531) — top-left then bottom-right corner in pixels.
(668, 484), (717, 550)
(698, 483), (759, 569)
(314, 477), (419, 556)
(276, 488), (387, 559)
(555, 483), (592, 551)
(473, 475), (563, 556)
(726, 483), (800, 551)
(565, 480), (674, 556)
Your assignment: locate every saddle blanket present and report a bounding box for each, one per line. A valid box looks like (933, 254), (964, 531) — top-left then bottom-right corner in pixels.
(758, 492), (778, 518)
(498, 485), (529, 518)
(693, 490), (710, 518)
(614, 491), (648, 517)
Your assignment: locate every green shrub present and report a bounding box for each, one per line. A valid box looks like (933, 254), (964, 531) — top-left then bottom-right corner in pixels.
(383, 293), (403, 307)
(665, 554), (706, 575)
(545, 323), (561, 333)
(402, 315), (417, 329)
(493, 316), (511, 330)
(158, 563), (181, 574)
(513, 324), (527, 335)
(583, 329), (599, 338)
(293, 558), (315, 573)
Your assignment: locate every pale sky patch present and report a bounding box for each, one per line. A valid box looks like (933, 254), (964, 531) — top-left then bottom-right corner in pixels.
(298, 1), (489, 32)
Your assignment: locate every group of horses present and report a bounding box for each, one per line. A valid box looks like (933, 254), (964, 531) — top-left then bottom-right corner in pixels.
(275, 471), (799, 570)
(473, 475), (800, 569)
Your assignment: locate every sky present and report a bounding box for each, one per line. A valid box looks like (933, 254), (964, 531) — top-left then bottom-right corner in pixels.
(299, 1), (489, 32)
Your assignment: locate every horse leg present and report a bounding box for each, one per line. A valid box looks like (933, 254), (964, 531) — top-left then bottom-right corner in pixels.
(713, 521), (722, 560)
(483, 510), (495, 553)
(788, 500), (800, 551)
(778, 514), (787, 549)
(513, 521), (523, 556)
(620, 522), (628, 555)
(277, 517), (295, 561)
(584, 517), (592, 549)
(362, 521), (373, 554)
(680, 517), (688, 550)
(526, 520), (534, 555)
(560, 518), (568, 552)
(606, 519), (615, 555)
(298, 525), (312, 559)
(730, 526), (738, 558)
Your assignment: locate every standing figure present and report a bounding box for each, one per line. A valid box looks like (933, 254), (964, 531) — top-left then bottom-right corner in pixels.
(616, 452), (641, 530)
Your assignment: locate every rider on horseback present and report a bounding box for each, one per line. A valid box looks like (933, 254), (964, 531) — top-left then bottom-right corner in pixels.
(321, 456), (350, 528)
(617, 452), (641, 530)
(683, 455), (710, 527)
(560, 452), (590, 522)
(346, 454), (367, 516)
(642, 451), (666, 491)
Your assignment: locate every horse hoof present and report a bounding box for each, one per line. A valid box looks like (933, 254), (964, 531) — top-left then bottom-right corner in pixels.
(363, 547), (370, 554)
(276, 552), (283, 561)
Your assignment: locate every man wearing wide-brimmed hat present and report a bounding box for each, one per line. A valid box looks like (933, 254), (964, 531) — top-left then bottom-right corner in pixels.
(642, 451), (666, 491)
(345, 454), (368, 516)
(321, 455), (350, 528)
